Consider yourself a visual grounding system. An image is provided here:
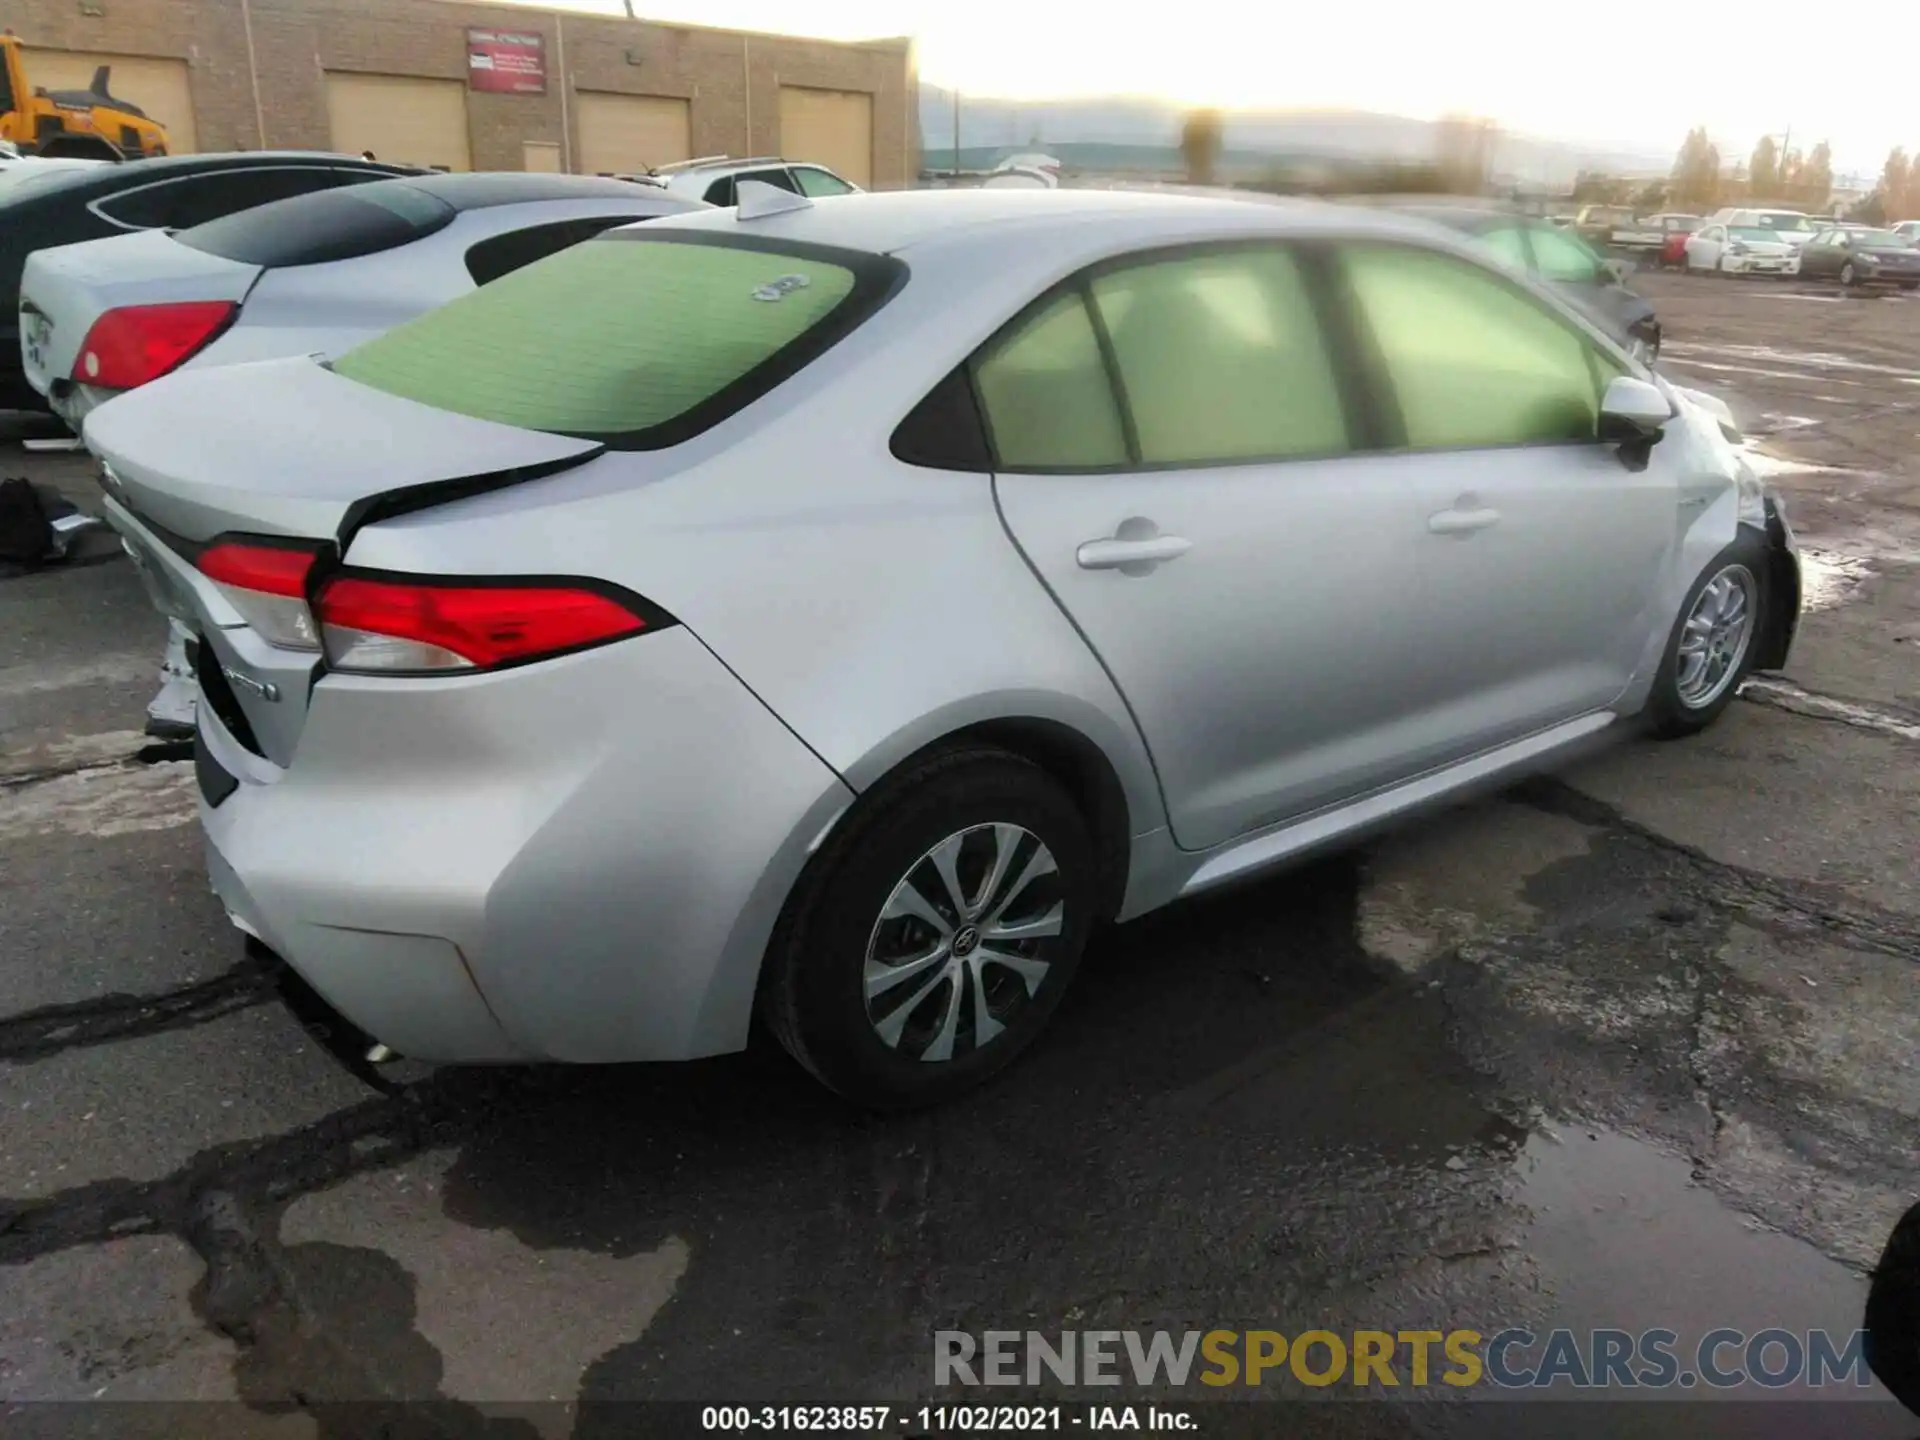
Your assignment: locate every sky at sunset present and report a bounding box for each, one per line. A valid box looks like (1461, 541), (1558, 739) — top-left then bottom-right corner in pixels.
(499, 0), (1910, 178)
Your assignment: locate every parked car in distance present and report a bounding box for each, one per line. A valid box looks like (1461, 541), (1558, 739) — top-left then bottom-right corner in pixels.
(1889, 220), (1920, 245)
(1684, 222), (1798, 277)
(634, 154), (861, 206)
(86, 187), (1801, 1108)
(21, 171), (708, 433)
(1572, 203), (1645, 250)
(1613, 211), (1696, 257)
(1706, 207), (1818, 251)
(1795, 225), (1920, 289)
(0, 150), (415, 411)
(1385, 202), (1665, 363)
(1647, 213), (1703, 269)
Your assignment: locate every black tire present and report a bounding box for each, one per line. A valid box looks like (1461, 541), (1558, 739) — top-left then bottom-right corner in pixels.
(1841, 261), (1857, 288)
(760, 745), (1097, 1110)
(1645, 534), (1768, 739)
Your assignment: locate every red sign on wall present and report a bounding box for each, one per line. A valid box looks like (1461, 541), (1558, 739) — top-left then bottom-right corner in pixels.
(467, 29), (546, 94)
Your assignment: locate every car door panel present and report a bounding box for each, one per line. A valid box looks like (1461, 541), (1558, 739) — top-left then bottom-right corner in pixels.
(1332, 241), (1678, 761)
(982, 245), (1428, 852)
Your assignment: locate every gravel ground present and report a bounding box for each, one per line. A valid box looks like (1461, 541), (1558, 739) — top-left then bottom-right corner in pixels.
(1, 268), (1917, 1437)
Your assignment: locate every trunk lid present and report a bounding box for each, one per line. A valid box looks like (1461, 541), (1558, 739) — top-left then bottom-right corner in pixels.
(18, 229), (262, 400)
(88, 356), (605, 768)
(83, 355), (604, 545)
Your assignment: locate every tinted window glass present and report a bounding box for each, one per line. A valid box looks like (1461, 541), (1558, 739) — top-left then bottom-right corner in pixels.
(703, 176), (736, 206)
(1476, 226), (1533, 273)
(1342, 245), (1608, 449)
(1090, 247), (1348, 465)
(176, 182), (455, 267)
(972, 289), (1126, 470)
(97, 166), (344, 230)
(794, 166), (854, 197)
(739, 168), (800, 195)
(1529, 226), (1602, 283)
(332, 235), (893, 448)
(463, 216), (643, 286)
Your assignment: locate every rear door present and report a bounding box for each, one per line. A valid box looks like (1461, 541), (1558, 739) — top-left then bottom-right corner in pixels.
(1326, 241), (1678, 760)
(988, 242), (1428, 851)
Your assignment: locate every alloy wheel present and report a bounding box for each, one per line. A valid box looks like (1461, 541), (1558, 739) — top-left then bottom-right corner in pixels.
(863, 822), (1065, 1063)
(1676, 564), (1757, 710)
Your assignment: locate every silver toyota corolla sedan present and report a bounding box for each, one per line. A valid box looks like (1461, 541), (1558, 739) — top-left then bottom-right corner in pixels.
(85, 186), (1802, 1109)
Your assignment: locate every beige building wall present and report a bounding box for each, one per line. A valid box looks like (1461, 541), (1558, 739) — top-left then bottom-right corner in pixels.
(5, 0), (917, 182)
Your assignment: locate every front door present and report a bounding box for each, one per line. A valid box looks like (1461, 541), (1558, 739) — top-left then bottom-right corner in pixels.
(1327, 241), (1680, 763)
(984, 243), (1427, 852)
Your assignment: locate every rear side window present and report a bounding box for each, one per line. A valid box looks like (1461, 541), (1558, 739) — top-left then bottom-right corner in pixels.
(972, 289), (1127, 470)
(331, 234), (902, 448)
(96, 166), (348, 231)
(795, 167), (855, 198)
(176, 183), (455, 267)
(1339, 244), (1613, 450)
(463, 216), (644, 286)
(1088, 247), (1349, 465)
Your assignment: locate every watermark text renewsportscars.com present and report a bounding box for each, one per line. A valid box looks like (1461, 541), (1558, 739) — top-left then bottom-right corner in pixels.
(934, 1328), (1876, 1390)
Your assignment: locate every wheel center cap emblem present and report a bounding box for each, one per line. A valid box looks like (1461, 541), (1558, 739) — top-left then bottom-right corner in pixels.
(952, 925), (981, 958)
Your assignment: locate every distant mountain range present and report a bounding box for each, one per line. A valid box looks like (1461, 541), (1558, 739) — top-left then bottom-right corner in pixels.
(917, 86), (1675, 187)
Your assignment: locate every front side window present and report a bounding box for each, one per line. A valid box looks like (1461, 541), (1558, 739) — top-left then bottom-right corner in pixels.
(1339, 244), (1616, 451)
(972, 289), (1127, 470)
(1088, 246), (1349, 465)
(1529, 226), (1603, 284)
(332, 233), (899, 448)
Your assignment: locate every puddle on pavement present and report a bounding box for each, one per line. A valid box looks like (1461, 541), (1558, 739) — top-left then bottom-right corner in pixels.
(1795, 548), (1876, 611)
(1477, 1126), (1912, 1430)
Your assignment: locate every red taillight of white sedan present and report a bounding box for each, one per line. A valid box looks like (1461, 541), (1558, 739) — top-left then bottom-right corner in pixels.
(195, 537), (662, 674)
(74, 301), (239, 389)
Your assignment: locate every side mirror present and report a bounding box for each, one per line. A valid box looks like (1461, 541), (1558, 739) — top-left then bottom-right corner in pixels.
(1600, 374), (1671, 440)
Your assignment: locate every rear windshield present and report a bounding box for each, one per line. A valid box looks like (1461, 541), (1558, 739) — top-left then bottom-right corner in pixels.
(176, 182), (456, 267)
(1752, 213), (1811, 231)
(330, 233), (902, 449)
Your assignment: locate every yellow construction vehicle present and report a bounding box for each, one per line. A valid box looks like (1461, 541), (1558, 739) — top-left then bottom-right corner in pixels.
(0, 34), (169, 162)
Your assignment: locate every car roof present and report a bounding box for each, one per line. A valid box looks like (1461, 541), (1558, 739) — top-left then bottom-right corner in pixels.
(369, 171), (686, 211)
(11, 150), (409, 201)
(633, 186), (1464, 256)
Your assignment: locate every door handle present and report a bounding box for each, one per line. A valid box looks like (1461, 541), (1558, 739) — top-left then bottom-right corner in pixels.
(1427, 507), (1502, 536)
(1076, 535), (1193, 570)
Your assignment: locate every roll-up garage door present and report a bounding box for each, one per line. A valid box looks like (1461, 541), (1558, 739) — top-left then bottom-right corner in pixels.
(778, 87), (872, 188)
(325, 73), (471, 172)
(29, 52), (197, 153)
(576, 93), (690, 176)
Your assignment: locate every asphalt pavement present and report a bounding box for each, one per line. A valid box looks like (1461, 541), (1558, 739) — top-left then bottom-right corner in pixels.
(2, 270), (1917, 1438)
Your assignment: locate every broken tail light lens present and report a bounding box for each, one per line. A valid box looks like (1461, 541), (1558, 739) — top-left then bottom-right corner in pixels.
(75, 301), (238, 390)
(315, 574), (658, 674)
(197, 538), (323, 651)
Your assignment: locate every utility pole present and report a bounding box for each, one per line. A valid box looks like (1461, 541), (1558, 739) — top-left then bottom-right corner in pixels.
(952, 88), (960, 179)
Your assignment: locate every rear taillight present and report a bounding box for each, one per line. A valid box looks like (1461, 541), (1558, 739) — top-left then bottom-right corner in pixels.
(75, 301), (237, 389)
(197, 538), (322, 651)
(315, 574), (657, 674)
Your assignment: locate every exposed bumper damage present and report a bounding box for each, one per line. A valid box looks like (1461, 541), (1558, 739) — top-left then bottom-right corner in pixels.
(1751, 496), (1801, 672)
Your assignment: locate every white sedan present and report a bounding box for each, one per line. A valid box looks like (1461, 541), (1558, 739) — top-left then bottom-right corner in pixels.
(1684, 223), (1798, 277)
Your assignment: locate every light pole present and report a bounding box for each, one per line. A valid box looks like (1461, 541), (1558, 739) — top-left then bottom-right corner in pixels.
(952, 88), (960, 179)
